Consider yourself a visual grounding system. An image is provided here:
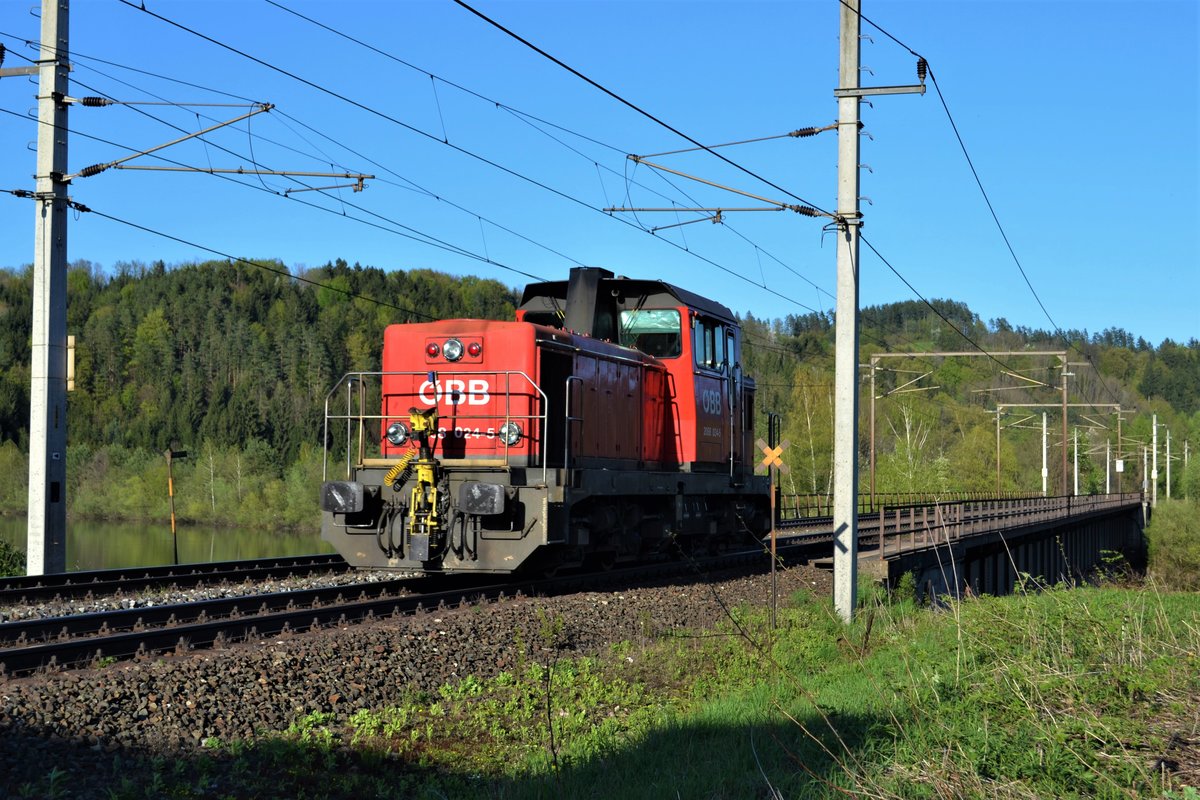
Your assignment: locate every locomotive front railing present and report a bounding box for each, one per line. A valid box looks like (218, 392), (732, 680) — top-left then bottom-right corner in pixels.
(321, 370), (550, 485)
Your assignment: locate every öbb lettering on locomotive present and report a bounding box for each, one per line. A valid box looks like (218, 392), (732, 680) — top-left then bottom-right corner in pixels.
(319, 267), (771, 573)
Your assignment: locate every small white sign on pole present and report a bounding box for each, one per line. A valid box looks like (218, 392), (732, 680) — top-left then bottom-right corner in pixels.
(1115, 459), (1125, 473)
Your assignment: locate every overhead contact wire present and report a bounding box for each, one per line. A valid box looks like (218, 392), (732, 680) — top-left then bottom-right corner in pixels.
(449, 0), (830, 217)
(819, 7), (1127, 408)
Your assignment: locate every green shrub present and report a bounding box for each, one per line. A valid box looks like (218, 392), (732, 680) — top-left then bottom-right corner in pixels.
(1146, 498), (1200, 590)
(0, 538), (24, 576)
(0, 441), (27, 514)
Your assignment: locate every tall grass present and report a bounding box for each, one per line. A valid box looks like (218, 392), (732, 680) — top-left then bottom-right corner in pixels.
(1147, 498), (1200, 590)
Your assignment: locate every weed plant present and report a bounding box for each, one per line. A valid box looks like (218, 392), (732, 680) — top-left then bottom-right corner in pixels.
(0, 537), (24, 576)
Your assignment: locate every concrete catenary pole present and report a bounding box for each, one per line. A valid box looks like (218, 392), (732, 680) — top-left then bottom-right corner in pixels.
(1142, 445), (1149, 526)
(1073, 427), (1079, 496)
(1116, 411), (1123, 494)
(995, 409), (1002, 495)
(1106, 438), (1111, 495)
(832, 0), (862, 623)
(1166, 428), (1171, 500)
(1060, 359), (1070, 496)
(868, 358), (877, 507)
(1152, 414), (1158, 508)
(1041, 412), (1048, 497)
(26, 0), (70, 575)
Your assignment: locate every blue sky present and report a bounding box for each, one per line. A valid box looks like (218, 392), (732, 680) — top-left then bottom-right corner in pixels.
(1, 0), (1196, 346)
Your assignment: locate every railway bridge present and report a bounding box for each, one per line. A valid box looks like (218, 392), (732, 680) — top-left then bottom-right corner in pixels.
(783, 493), (1146, 601)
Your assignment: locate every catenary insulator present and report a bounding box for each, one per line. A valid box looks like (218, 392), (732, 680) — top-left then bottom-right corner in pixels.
(79, 164), (109, 178)
(80, 97), (114, 107)
(917, 58), (928, 83)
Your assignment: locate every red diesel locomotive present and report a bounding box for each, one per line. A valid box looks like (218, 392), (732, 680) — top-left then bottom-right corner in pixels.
(319, 267), (770, 572)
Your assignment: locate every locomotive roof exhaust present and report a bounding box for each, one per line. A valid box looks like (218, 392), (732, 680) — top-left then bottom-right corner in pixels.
(563, 266), (614, 339)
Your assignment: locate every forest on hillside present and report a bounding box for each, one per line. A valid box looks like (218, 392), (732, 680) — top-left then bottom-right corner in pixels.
(0, 259), (1197, 529)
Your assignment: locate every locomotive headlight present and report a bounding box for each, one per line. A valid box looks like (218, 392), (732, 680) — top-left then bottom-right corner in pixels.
(499, 422), (522, 446)
(385, 421), (410, 446)
(443, 338), (464, 362)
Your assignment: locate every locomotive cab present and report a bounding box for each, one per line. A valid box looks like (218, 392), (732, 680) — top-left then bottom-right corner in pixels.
(516, 267), (757, 478)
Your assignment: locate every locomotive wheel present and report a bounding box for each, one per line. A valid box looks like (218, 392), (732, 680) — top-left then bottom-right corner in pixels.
(584, 550), (618, 572)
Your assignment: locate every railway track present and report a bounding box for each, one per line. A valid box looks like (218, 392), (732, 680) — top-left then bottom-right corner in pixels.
(0, 553), (348, 604)
(0, 548), (783, 678)
(0, 574), (433, 677)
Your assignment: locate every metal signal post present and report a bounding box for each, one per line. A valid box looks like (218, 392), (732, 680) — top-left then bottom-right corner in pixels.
(759, 415), (787, 629)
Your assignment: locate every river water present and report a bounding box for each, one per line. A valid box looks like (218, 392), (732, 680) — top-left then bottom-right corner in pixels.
(0, 516), (331, 572)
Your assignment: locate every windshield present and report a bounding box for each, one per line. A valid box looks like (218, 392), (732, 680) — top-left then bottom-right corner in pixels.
(618, 309), (681, 358)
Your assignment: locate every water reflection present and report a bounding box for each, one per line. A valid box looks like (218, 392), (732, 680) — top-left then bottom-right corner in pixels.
(0, 517), (331, 572)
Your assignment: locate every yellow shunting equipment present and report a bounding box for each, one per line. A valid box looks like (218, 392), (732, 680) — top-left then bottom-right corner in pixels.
(406, 407), (441, 535)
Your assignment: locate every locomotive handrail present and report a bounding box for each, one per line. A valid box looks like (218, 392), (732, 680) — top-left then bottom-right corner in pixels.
(563, 376), (584, 472)
(322, 370), (550, 484)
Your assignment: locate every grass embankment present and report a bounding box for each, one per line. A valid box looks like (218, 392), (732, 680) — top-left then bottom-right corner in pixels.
(55, 577), (1197, 800)
(340, 588), (1199, 797)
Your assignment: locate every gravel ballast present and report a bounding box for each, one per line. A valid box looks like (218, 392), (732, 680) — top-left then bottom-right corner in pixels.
(0, 564), (831, 795)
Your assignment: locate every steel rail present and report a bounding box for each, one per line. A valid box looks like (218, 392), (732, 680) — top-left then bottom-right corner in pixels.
(0, 554), (347, 604)
(0, 576), (425, 648)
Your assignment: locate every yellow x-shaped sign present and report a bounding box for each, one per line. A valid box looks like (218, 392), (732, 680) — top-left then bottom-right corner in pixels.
(755, 438), (790, 473)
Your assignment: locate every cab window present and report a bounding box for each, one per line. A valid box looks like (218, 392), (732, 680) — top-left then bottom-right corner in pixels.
(618, 309), (682, 358)
(694, 317), (725, 371)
